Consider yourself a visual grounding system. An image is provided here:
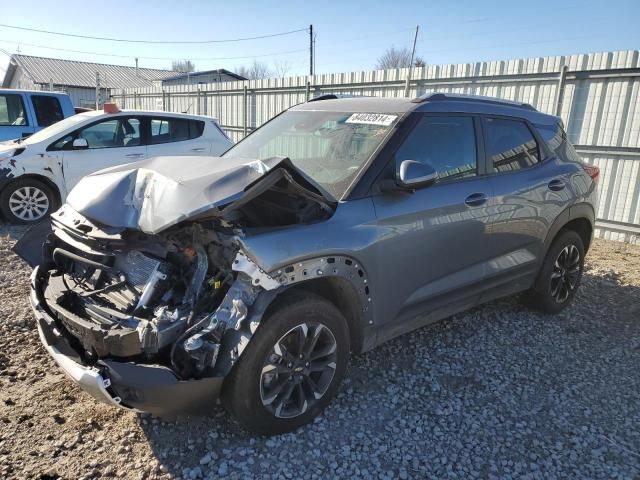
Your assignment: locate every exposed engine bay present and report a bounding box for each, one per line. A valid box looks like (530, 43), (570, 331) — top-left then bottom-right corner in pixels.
(42, 215), (255, 380)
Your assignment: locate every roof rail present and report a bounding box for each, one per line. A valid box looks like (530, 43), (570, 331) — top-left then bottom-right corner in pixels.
(307, 93), (359, 102)
(411, 92), (536, 111)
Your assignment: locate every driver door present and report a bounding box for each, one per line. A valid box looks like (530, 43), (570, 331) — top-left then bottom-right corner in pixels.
(60, 116), (146, 190)
(372, 114), (494, 338)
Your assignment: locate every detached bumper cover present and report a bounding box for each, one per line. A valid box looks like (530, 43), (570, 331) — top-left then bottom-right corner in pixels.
(29, 267), (225, 416)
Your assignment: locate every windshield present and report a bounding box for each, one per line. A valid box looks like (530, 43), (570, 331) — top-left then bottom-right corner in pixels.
(22, 112), (96, 144)
(223, 110), (398, 199)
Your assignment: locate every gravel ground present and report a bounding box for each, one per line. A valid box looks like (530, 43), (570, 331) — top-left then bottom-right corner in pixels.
(1, 224), (639, 480)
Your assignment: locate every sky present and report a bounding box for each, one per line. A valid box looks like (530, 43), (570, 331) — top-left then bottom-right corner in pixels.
(0, 0), (639, 79)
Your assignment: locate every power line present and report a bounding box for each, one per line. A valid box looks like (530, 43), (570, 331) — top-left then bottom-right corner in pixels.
(0, 26), (418, 67)
(0, 39), (308, 61)
(0, 23), (307, 44)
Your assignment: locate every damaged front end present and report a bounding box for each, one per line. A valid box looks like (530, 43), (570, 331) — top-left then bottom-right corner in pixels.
(24, 156), (335, 415)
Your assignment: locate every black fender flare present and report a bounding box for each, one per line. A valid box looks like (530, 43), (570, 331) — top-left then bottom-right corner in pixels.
(268, 254), (372, 321)
(542, 202), (595, 259)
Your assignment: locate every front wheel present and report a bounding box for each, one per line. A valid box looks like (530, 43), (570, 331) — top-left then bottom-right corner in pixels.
(222, 292), (350, 435)
(525, 230), (585, 313)
(0, 178), (57, 224)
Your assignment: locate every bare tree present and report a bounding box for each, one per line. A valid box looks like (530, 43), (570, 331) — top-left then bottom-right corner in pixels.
(273, 59), (292, 78)
(234, 60), (272, 80)
(414, 56), (426, 68)
(171, 59), (196, 73)
(376, 46), (413, 70)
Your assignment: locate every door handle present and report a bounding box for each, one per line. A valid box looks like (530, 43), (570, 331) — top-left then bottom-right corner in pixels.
(190, 147), (206, 152)
(464, 192), (488, 207)
(125, 153), (145, 158)
(548, 179), (566, 191)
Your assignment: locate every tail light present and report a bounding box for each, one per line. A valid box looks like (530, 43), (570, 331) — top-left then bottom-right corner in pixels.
(582, 164), (600, 184)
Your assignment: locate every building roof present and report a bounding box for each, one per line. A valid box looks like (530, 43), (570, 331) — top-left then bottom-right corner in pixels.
(2, 54), (178, 89)
(164, 69), (247, 82)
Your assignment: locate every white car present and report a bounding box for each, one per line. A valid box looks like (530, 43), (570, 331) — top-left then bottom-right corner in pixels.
(0, 109), (233, 223)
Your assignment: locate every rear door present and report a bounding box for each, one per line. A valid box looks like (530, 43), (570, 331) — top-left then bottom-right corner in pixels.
(145, 116), (210, 157)
(0, 93), (35, 140)
(372, 114), (494, 335)
(57, 115), (146, 189)
(481, 116), (573, 295)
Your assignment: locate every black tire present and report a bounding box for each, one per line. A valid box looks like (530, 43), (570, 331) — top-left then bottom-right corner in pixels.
(525, 229), (585, 313)
(0, 178), (58, 224)
(222, 292), (350, 435)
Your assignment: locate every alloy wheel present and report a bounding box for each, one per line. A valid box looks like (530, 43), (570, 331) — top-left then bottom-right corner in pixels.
(550, 244), (581, 303)
(260, 322), (337, 419)
(8, 186), (49, 221)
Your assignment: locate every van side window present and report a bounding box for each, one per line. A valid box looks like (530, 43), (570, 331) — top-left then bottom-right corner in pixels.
(395, 116), (477, 182)
(31, 96), (64, 127)
(0, 94), (28, 126)
(484, 118), (540, 172)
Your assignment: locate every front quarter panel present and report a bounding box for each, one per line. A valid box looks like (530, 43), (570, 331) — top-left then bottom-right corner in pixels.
(238, 197), (383, 324)
(0, 148), (66, 198)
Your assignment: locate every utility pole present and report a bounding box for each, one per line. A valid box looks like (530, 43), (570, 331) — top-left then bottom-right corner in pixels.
(135, 57), (139, 78)
(95, 71), (101, 110)
(404, 25), (420, 98)
(309, 24), (314, 76)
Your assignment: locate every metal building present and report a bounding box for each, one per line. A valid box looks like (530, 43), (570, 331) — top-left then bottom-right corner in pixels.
(160, 69), (246, 87)
(1, 54), (178, 108)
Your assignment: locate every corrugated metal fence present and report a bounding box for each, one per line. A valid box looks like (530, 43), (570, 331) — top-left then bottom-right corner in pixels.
(112, 50), (640, 244)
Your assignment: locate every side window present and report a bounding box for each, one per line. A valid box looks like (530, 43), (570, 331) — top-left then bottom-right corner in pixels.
(190, 120), (205, 138)
(51, 134), (74, 150)
(31, 95), (64, 127)
(484, 117), (540, 172)
(395, 115), (477, 182)
(536, 123), (583, 164)
(0, 94), (28, 126)
(150, 118), (204, 144)
(77, 117), (141, 149)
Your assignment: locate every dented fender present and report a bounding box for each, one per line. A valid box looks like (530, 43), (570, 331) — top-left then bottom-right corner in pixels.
(0, 148), (66, 197)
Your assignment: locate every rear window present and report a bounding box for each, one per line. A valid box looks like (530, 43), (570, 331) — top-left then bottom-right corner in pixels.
(536, 123), (583, 164)
(484, 117), (540, 172)
(31, 95), (64, 127)
(0, 94), (28, 126)
(150, 118), (205, 144)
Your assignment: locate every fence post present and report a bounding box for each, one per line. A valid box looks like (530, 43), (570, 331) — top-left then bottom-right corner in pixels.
(197, 88), (201, 115)
(243, 85), (248, 137)
(554, 64), (568, 117)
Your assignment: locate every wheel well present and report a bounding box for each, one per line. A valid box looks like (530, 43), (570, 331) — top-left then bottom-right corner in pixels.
(2, 174), (62, 208)
(266, 277), (366, 354)
(560, 217), (593, 253)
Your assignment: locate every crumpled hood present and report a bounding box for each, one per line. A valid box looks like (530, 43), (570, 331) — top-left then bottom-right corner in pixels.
(65, 155), (333, 234)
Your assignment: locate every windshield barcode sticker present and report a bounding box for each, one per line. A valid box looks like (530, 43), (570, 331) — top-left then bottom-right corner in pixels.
(345, 113), (397, 126)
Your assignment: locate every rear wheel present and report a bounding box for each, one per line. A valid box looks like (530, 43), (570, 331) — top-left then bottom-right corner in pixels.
(525, 230), (585, 313)
(0, 178), (57, 224)
(222, 292), (350, 435)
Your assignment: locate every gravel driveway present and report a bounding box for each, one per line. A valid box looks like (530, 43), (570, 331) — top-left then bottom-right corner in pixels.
(1, 223), (639, 479)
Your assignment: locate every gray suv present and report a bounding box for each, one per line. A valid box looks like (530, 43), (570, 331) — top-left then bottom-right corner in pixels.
(20, 93), (599, 435)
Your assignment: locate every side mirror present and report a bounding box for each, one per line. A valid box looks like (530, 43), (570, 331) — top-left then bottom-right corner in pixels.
(397, 160), (437, 190)
(72, 138), (88, 150)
